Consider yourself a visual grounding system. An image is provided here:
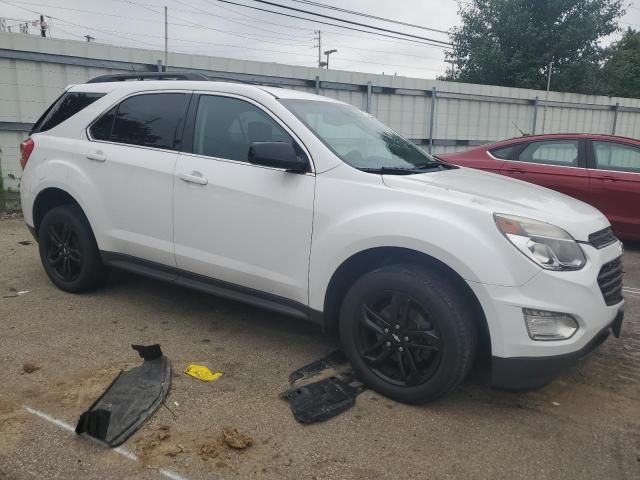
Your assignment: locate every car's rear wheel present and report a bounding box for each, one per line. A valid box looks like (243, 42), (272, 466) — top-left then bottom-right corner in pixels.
(38, 205), (107, 293)
(339, 264), (477, 404)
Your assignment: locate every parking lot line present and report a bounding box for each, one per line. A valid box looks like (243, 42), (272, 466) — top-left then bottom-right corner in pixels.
(23, 406), (190, 480)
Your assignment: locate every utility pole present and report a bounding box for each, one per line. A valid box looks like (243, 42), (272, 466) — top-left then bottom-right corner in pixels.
(39, 14), (46, 37)
(324, 49), (337, 69)
(84, 35), (94, 42)
(314, 30), (324, 68)
(164, 6), (168, 72)
(541, 60), (553, 133)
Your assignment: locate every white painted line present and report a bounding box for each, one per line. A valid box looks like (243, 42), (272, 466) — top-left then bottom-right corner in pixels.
(23, 406), (190, 480)
(24, 406), (75, 433)
(623, 286), (640, 293)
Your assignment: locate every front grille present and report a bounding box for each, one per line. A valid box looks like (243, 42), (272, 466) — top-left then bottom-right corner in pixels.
(597, 257), (624, 306)
(589, 227), (618, 249)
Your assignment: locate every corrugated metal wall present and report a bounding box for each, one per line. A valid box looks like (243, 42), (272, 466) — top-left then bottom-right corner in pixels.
(1, 31), (639, 192)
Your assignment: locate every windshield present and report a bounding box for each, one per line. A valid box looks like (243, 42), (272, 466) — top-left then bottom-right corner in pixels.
(280, 99), (449, 173)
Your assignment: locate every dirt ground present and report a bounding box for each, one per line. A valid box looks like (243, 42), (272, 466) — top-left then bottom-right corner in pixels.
(0, 216), (638, 480)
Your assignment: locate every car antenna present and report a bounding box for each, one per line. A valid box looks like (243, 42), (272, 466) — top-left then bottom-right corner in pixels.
(512, 121), (528, 136)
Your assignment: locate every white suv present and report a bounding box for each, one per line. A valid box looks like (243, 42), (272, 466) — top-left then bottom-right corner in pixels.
(19, 73), (625, 403)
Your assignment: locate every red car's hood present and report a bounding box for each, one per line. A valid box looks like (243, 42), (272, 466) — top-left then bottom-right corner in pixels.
(382, 166), (610, 241)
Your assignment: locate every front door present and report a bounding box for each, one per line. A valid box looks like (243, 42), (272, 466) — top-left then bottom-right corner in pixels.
(588, 140), (640, 239)
(173, 93), (315, 306)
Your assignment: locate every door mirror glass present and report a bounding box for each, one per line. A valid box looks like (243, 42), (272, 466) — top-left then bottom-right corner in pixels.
(248, 142), (307, 172)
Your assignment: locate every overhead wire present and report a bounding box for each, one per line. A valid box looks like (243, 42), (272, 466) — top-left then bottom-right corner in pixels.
(210, 0), (453, 48)
(245, 0), (452, 45)
(285, 0), (449, 34)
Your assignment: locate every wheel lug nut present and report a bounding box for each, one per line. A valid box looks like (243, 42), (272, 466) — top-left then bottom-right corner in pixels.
(395, 324), (400, 330)
(398, 346), (404, 352)
(403, 336), (409, 341)
(383, 328), (389, 334)
(385, 341), (391, 347)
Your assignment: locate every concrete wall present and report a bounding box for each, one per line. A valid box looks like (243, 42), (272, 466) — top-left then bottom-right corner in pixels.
(1, 31), (639, 192)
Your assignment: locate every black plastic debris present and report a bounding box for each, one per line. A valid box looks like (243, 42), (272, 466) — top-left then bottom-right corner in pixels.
(75, 344), (171, 447)
(288, 350), (349, 384)
(284, 377), (360, 423)
(283, 350), (365, 424)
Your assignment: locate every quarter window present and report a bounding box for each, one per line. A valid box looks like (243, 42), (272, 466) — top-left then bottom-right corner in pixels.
(32, 92), (105, 134)
(93, 93), (189, 150)
(193, 95), (299, 163)
(593, 141), (640, 173)
(517, 140), (579, 167)
(489, 145), (517, 159)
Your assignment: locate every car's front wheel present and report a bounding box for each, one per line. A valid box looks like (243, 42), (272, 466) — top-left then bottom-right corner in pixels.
(38, 205), (107, 293)
(339, 264), (478, 404)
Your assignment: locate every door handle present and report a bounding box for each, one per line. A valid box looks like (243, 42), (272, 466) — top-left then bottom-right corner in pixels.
(86, 151), (106, 162)
(601, 176), (618, 182)
(506, 168), (525, 174)
(179, 171), (208, 185)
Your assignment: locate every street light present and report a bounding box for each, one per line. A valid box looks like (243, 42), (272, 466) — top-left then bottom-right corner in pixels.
(324, 49), (337, 69)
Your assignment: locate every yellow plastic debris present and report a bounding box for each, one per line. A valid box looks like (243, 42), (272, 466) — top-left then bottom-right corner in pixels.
(184, 364), (222, 382)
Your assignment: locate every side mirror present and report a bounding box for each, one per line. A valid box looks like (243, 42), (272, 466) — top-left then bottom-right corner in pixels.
(248, 142), (307, 173)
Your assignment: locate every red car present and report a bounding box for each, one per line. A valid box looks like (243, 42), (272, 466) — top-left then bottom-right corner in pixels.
(438, 134), (640, 240)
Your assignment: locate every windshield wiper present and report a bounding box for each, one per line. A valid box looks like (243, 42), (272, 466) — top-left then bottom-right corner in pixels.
(359, 164), (443, 175)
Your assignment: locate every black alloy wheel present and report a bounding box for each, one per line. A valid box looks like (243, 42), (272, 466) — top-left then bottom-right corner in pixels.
(45, 221), (83, 282)
(358, 291), (442, 386)
(340, 264), (478, 404)
(38, 205), (107, 293)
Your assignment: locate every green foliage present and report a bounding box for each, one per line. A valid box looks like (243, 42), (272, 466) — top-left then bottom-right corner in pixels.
(443, 0), (625, 95)
(602, 28), (640, 98)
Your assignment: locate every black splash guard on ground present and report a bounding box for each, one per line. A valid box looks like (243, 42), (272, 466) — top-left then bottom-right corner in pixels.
(75, 344), (171, 447)
(283, 350), (365, 424)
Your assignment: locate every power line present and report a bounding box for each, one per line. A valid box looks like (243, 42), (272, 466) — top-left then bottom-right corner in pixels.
(199, 0), (450, 50)
(123, 0), (316, 47)
(287, 0), (450, 35)
(171, 0), (314, 40)
(211, 0), (452, 48)
(196, 0), (313, 31)
(245, 0), (452, 45)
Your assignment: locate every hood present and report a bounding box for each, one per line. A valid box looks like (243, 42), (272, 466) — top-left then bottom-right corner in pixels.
(382, 166), (609, 241)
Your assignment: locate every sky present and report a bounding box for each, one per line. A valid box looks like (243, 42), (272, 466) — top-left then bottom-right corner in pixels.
(1, 0), (640, 79)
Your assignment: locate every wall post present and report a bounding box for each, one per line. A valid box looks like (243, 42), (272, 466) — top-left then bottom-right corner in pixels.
(428, 87), (437, 154)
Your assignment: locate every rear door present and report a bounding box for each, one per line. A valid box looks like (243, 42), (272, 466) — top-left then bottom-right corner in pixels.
(587, 140), (640, 239)
(84, 91), (191, 266)
(499, 139), (591, 203)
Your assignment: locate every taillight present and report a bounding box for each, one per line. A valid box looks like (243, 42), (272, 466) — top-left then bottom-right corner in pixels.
(20, 137), (34, 170)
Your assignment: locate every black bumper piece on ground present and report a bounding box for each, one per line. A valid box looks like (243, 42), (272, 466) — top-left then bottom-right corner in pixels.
(491, 309), (624, 391)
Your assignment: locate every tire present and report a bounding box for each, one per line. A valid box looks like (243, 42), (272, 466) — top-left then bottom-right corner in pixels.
(339, 264), (478, 404)
(38, 205), (107, 293)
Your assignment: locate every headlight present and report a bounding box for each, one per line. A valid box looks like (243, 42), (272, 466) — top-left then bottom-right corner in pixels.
(494, 213), (586, 271)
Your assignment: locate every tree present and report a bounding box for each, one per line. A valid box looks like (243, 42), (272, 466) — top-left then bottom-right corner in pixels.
(443, 0), (625, 95)
(602, 28), (640, 98)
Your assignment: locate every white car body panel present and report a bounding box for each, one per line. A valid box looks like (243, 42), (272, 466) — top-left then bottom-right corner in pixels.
(19, 79), (624, 373)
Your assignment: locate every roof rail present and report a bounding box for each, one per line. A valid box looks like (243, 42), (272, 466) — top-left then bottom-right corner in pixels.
(86, 72), (210, 83)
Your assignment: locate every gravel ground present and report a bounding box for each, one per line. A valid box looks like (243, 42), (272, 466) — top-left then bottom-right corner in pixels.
(0, 216), (638, 480)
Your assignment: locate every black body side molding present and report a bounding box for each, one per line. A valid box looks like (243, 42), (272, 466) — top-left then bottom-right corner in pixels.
(100, 251), (321, 324)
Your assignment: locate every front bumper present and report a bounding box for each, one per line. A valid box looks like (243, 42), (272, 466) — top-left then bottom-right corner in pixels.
(491, 309), (624, 390)
(467, 240), (625, 389)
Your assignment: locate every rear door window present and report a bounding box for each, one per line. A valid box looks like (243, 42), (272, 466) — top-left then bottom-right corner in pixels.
(109, 93), (190, 150)
(593, 141), (640, 173)
(517, 140), (579, 167)
(31, 92), (105, 134)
